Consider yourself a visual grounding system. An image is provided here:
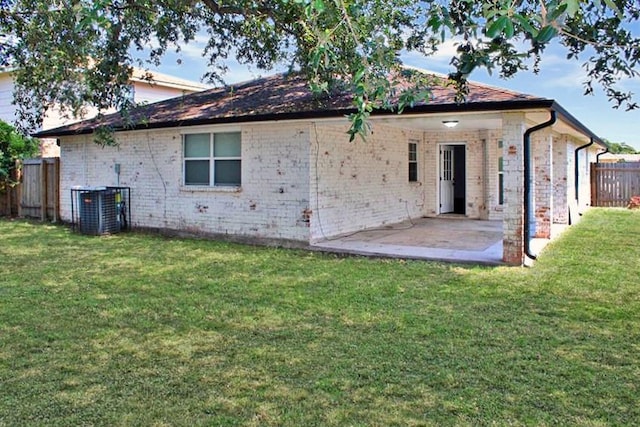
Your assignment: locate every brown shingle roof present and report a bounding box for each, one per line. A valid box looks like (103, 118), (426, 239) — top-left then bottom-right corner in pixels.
(35, 71), (551, 137)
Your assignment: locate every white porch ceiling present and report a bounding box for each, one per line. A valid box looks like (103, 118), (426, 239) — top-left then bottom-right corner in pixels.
(371, 109), (595, 145)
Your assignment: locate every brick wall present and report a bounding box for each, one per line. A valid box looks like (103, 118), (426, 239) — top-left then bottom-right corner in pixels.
(531, 128), (553, 238)
(61, 120), (505, 245)
(309, 121), (425, 240)
(501, 113), (527, 265)
(501, 116), (598, 264)
(577, 143), (598, 211)
(422, 129), (503, 219)
(563, 136), (598, 220)
(480, 129), (504, 221)
(552, 135), (570, 225)
(57, 113), (597, 264)
(550, 135), (597, 228)
(59, 123), (312, 243)
(308, 122), (505, 241)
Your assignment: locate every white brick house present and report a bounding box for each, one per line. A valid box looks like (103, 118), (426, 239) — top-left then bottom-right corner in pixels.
(36, 72), (604, 265)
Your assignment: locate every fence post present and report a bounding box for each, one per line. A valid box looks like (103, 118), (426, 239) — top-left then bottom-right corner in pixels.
(40, 159), (47, 221)
(16, 160), (21, 217)
(2, 184), (8, 216)
(52, 158), (60, 222)
(4, 167), (10, 215)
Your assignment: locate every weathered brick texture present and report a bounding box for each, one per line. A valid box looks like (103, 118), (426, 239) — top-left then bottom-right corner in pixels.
(57, 113), (596, 266)
(553, 135), (570, 225)
(60, 118), (510, 246)
(60, 123), (311, 242)
(501, 113), (526, 265)
(532, 128), (553, 239)
(309, 122), (425, 240)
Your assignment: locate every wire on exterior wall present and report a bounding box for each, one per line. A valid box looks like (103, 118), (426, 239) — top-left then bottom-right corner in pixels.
(313, 122), (330, 241)
(312, 122), (416, 242)
(146, 132), (168, 223)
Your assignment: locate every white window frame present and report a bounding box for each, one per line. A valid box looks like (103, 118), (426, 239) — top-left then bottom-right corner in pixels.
(183, 131), (242, 187)
(408, 140), (419, 182)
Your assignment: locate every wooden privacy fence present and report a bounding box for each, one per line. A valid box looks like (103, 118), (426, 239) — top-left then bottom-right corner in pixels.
(591, 162), (640, 207)
(20, 158), (60, 221)
(0, 158), (60, 220)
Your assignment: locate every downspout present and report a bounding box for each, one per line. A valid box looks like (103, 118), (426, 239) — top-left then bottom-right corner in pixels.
(574, 138), (594, 202)
(596, 147), (609, 163)
(523, 111), (556, 261)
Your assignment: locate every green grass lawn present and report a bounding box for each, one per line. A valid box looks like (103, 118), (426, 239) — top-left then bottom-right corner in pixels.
(1, 209), (639, 426)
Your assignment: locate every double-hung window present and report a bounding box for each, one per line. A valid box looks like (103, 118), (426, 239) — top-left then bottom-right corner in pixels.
(184, 132), (241, 187)
(408, 141), (418, 182)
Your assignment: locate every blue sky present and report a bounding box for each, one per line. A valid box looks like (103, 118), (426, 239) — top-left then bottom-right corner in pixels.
(144, 36), (640, 150)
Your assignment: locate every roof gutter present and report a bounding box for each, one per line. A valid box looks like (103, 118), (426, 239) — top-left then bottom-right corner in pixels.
(523, 110), (556, 262)
(550, 102), (607, 149)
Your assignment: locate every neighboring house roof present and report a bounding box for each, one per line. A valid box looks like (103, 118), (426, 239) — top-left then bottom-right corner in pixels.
(130, 68), (210, 92)
(33, 71), (605, 146)
(1, 66), (208, 93)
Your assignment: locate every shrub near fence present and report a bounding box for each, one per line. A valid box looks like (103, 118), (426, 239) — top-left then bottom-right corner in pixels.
(0, 162), (20, 217)
(591, 162), (640, 207)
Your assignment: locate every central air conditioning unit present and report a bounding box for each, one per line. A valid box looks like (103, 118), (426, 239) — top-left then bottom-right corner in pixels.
(70, 187), (131, 235)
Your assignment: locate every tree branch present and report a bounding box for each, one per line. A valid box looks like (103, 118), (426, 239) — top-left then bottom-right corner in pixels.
(559, 27), (631, 50)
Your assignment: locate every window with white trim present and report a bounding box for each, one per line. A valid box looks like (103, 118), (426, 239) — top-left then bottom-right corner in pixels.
(408, 141), (418, 182)
(184, 132), (241, 186)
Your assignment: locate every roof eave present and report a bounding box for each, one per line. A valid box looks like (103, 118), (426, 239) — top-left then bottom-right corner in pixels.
(33, 99), (561, 139)
(37, 99), (603, 146)
(129, 77), (210, 92)
(549, 101), (607, 148)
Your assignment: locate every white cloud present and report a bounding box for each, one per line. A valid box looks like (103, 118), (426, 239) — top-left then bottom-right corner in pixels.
(401, 39), (464, 74)
(174, 34), (210, 60)
(138, 34), (209, 62)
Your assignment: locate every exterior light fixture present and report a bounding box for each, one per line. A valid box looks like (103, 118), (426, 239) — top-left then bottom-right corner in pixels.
(442, 120), (459, 128)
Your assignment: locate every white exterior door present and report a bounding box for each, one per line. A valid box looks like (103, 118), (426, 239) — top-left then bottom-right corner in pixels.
(440, 146), (455, 213)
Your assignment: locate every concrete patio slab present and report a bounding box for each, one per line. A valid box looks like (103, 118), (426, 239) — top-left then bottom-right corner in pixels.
(311, 217), (504, 265)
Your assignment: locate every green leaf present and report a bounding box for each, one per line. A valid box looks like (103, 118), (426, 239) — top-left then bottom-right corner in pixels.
(486, 16), (507, 38)
(513, 14), (537, 36)
(562, 0), (580, 17)
(458, 60), (476, 75)
(536, 26), (558, 44)
(427, 15), (441, 31)
(504, 19), (514, 39)
(547, 3), (568, 22)
(484, 9), (499, 20)
(603, 0), (623, 19)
